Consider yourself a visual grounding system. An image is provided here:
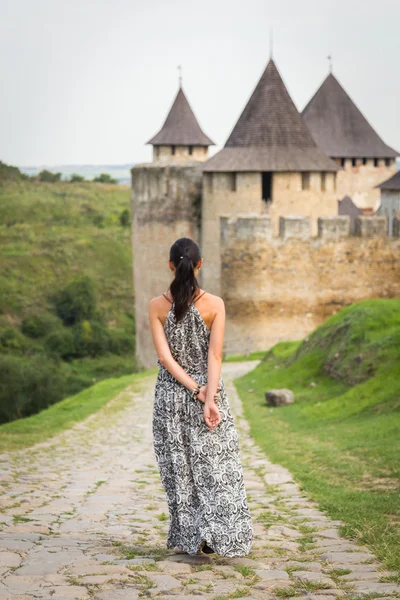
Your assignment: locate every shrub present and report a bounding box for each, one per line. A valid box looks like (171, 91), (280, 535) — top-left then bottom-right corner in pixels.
(93, 173), (117, 184)
(45, 329), (76, 360)
(0, 160), (23, 181)
(0, 355), (66, 423)
(92, 213), (105, 228)
(38, 170), (62, 183)
(69, 173), (85, 183)
(21, 313), (63, 339)
(119, 208), (130, 227)
(73, 320), (110, 357)
(109, 330), (134, 355)
(54, 276), (96, 325)
(0, 328), (32, 354)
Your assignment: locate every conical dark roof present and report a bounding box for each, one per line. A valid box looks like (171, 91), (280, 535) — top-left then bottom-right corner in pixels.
(302, 73), (398, 158)
(147, 87), (214, 146)
(377, 170), (400, 190)
(203, 59), (338, 172)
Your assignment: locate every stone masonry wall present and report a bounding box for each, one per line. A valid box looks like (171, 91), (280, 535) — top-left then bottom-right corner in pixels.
(336, 158), (396, 211)
(201, 171), (338, 296)
(153, 145), (209, 164)
(131, 163), (201, 368)
(220, 215), (400, 356)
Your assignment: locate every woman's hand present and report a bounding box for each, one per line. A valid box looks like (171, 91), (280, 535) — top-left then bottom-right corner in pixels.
(204, 401), (221, 431)
(197, 385), (221, 404)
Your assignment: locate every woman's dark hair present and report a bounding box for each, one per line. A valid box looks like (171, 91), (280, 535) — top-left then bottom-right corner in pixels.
(169, 238), (201, 322)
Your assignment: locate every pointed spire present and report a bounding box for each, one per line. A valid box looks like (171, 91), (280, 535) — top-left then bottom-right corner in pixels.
(203, 59), (337, 172)
(302, 73), (398, 158)
(147, 87), (214, 147)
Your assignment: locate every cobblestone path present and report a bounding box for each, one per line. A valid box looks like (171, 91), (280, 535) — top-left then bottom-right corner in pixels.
(1, 361), (399, 600)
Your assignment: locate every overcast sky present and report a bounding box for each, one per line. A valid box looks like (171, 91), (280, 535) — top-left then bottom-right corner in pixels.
(1, 0), (399, 167)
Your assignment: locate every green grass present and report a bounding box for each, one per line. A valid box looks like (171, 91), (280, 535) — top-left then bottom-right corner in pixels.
(235, 298), (400, 571)
(0, 179), (132, 328)
(0, 370), (154, 452)
(223, 350), (266, 362)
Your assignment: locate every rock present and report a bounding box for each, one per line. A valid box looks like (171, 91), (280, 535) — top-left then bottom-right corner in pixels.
(148, 573), (181, 592)
(277, 561), (322, 571)
(94, 590), (140, 600)
(319, 551), (374, 564)
(0, 551), (22, 567)
(315, 528), (340, 539)
(155, 560), (192, 574)
(255, 569), (289, 580)
(352, 582), (400, 595)
(268, 525), (302, 538)
(340, 572), (388, 581)
(265, 389), (294, 407)
(294, 571), (335, 586)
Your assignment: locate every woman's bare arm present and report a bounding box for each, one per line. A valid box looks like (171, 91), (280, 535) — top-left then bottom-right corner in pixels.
(149, 298), (199, 392)
(205, 297), (225, 404)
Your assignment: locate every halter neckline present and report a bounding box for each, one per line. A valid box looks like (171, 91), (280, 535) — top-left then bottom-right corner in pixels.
(162, 290), (206, 305)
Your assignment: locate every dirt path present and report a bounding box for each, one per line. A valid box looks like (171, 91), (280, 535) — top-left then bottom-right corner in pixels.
(0, 361), (399, 600)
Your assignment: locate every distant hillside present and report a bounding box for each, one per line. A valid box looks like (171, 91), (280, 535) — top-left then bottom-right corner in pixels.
(0, 177), (136, 422)
(0, 179), (133, 325)
(20, 164), (134, 185)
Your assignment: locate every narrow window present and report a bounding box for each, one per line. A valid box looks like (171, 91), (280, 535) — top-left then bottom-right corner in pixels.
(352, 158), (357, 167)
(362, 157), (367, 165)
(154, 146), (159, 158)
(321, 172), (326, 192)
(188, 145), (193, 156)
(262, 172), (272, 201)
(341, 158), (346, 167)
(229, 172), (237, 192)
(171, 145), (176, 155)
(385, 158), (391, 167)
(301, 172), (310, 190)
(374, 158), (379, 167)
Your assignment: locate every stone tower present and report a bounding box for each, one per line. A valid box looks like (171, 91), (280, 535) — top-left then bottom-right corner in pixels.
(147, 86), (214, 164)
(302, 73), (398, 211)
(201, 58), (339, 296)
(132, 85), (214, 368)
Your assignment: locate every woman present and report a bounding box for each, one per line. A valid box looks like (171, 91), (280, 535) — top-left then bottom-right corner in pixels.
(148, 237), (253, 557)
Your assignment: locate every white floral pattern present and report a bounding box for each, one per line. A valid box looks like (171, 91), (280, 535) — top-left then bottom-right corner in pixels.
(152, 299), (253, 556)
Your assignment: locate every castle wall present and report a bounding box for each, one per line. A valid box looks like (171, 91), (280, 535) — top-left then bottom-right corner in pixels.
(335, 158), (396, 211)
(201, 171), (338, 295)
(220, 215), (400, 356)
(131, 163), (201, 368)
(153, 145), (209, 164)
(201, 172), (264, 295)
(271, 172), (337, 236)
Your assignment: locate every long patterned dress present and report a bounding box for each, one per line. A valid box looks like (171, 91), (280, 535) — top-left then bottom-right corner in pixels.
(152, 294), (253, 557)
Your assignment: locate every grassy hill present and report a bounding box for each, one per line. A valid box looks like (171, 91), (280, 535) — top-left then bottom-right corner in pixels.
(235, 298), (400, 570)
(0, 179), (133, 325)
(0, 177), (137, 422)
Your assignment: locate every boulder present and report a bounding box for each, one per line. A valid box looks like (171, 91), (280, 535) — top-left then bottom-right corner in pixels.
(265, 389), (294, 407)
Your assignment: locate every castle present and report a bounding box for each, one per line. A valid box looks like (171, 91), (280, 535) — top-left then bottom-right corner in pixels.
(131, 58), (400, 368)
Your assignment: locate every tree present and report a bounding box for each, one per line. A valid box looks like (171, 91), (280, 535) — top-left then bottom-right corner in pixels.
(54, 276), (96, 325)
(93, 173), (117, 184)
(119, 208), (130, 227)
(0, 160), (23, 181)
(69, 173), (85, 183)
(38, 170), (62, 183)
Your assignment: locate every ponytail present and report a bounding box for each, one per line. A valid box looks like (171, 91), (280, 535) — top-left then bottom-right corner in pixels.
(169, 238), (201, 322)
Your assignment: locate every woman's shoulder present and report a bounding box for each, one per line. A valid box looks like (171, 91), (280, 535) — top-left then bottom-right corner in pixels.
(196, 291), (225, 311)
(149, 293), (172, 312)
